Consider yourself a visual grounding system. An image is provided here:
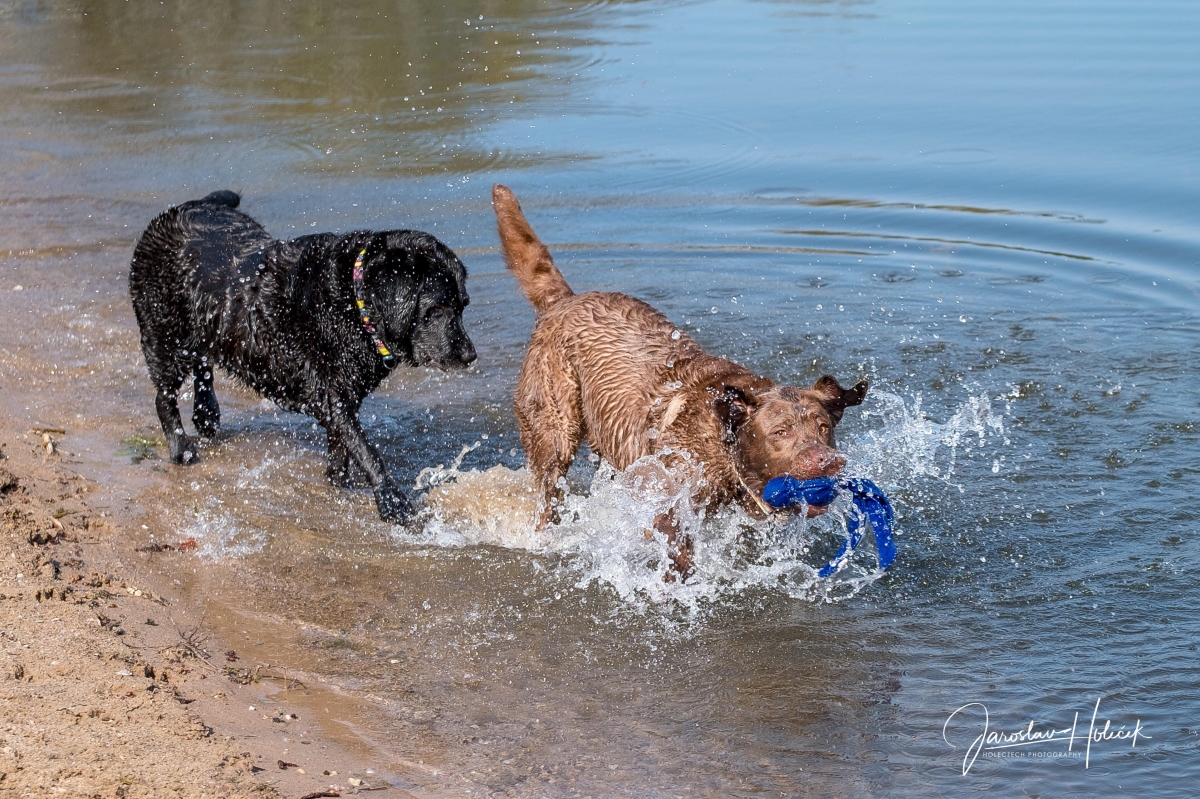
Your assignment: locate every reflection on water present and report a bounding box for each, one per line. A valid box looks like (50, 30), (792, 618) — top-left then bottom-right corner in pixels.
(0, 0), (628, 178)
(2, 0), (1199, 796)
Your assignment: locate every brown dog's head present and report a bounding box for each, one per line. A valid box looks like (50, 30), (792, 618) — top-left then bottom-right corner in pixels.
(714, 375), (868, 500)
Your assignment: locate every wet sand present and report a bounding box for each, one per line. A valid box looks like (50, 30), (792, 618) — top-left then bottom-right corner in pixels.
(0, 421), (410, 798)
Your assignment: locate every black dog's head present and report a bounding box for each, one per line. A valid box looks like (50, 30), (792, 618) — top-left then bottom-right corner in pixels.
(358, 231), (476, 370)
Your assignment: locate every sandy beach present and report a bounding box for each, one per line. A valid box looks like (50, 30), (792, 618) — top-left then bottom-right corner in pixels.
(1, 1), (1196, 794)
(1, 422), (399, 799)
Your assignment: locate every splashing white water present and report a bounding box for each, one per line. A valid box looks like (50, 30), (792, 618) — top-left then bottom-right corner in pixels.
(178, 498), (266, 560)
(411, 389), (1009, 615)
(848, 389), (1007, 490)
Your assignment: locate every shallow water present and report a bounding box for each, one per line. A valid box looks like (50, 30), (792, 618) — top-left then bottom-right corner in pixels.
(1, 0), (1198, 796)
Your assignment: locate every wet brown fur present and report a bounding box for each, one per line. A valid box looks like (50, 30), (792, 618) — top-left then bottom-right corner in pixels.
(493, 184), (868, 536)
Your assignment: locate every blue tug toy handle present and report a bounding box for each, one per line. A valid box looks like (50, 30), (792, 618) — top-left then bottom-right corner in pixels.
(762, 475), (897, 576)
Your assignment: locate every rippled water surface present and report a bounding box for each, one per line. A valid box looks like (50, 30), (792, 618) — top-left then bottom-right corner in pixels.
(2, 1), (1198, 796)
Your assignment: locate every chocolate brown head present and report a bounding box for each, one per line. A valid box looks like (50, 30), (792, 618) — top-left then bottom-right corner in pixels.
(714, 375), (868, 499)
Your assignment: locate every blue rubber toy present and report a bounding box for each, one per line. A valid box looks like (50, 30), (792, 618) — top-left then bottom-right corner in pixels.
(761, 476), (897, 577)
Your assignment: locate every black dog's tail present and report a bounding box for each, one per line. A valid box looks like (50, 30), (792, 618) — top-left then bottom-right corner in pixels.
(199, 190), (240, 208)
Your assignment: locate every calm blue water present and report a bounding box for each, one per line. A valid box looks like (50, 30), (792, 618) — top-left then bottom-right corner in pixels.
(1, 1), (1197, 796)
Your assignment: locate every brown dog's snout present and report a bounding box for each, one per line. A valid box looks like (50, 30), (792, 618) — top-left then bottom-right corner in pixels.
(796, 444), (845, 479)
(820, 449), (846, 476)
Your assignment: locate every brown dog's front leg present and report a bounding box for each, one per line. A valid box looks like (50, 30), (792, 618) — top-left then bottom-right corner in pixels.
(653, 509), (694, 583)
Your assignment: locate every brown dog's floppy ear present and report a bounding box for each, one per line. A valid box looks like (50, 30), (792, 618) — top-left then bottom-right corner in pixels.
(712, 384), (760, 441)
(812, 375), (868, 424)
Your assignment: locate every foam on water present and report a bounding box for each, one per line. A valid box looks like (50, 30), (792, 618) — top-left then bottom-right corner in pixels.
(413, 389), (1011, 617)
(178, 498), (267, 561)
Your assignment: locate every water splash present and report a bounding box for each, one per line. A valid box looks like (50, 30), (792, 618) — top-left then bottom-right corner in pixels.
(418, 451), (867, 616)
(849, 389), (1007, 489)
(178, 498), (266, 560)
(415, 389), (1010, 617)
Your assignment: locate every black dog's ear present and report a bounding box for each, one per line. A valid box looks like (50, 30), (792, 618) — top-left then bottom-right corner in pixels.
(812, 375), (868, 424)
(712, 384), (760, 441)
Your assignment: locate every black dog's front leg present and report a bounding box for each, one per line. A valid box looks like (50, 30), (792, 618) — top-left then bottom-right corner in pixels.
(191, 364), (221, 439)
(155, 386), (197, 464)
(325, 429), (371, 487)
(325, 430), (353, 487)
(325, 412), (413, 523)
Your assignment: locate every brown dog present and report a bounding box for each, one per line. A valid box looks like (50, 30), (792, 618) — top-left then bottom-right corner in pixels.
(493, 184), (867, 574)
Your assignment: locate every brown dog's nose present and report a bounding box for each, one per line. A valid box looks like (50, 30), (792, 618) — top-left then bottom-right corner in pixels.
(819, 450), (846, 476)
(796, 445), (845, 479)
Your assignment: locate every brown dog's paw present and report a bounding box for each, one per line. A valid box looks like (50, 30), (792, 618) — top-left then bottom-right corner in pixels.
(653, 511), (694, 583)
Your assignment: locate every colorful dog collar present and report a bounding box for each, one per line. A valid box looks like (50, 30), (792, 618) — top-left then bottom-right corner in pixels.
(352, 247), (395, 366)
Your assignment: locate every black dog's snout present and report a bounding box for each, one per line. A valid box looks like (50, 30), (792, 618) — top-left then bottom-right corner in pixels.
(458, 339), (478, 366)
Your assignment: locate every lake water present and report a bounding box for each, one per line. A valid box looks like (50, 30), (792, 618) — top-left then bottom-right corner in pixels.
(1, 0), (1198, 796)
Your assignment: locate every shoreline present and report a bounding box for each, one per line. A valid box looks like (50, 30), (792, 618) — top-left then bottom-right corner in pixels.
(0, 424), (403, 799)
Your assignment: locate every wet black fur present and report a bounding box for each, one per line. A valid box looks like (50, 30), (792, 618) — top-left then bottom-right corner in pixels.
(129, 191), (476, 522)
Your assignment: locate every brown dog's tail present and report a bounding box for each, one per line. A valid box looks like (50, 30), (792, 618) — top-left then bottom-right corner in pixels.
(493, 184), (574, 314)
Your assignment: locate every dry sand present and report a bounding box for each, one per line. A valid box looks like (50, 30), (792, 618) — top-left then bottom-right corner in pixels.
(1, 426), (401, 799)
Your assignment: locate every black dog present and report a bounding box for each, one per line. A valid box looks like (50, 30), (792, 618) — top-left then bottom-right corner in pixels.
(129, 191), (476, 522)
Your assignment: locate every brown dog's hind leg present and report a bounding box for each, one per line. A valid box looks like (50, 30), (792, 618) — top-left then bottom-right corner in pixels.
(515, 342), (586, 529)
(519, 410), (583, 528)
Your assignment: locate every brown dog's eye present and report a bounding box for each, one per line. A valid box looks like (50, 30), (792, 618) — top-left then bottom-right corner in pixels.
(773, 428), (789, 437)
(819, 423), (830, 436)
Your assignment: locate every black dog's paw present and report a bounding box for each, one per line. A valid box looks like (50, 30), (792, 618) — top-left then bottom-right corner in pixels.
(374, 483), (414, 524)
(168, 437), (200, 465)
